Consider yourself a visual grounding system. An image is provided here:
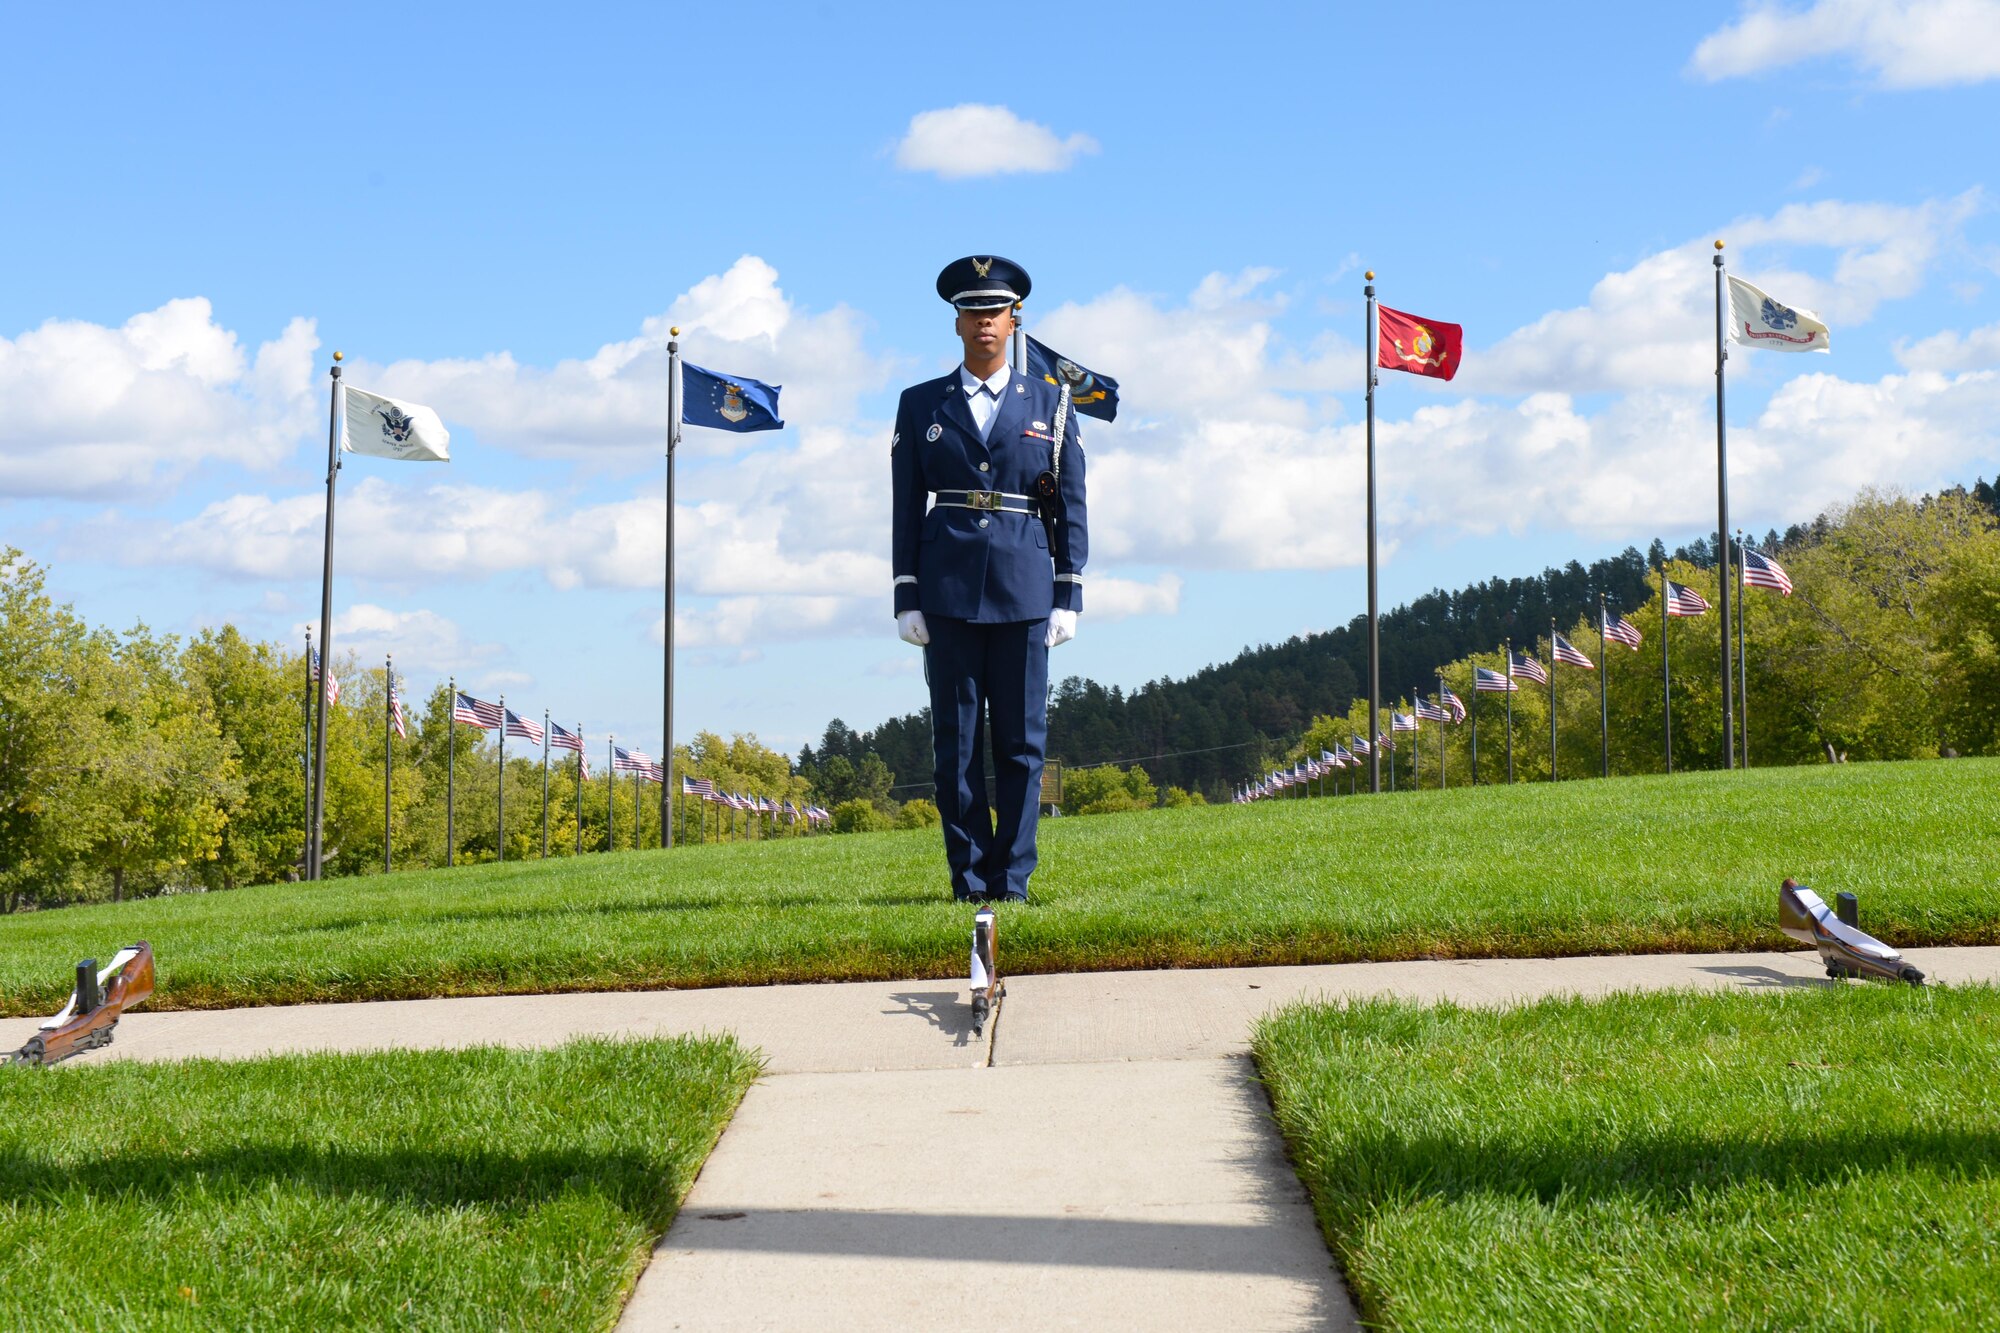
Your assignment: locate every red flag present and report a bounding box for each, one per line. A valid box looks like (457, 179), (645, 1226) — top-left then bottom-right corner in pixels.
(1377, 305), (1463, 381)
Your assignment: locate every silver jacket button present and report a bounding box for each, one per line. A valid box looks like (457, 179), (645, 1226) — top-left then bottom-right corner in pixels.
(978, 461), (989, 472)
(978, 517), (990, 528)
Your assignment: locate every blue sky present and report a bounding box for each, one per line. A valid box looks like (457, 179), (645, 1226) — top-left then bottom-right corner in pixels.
(6, 1), (1999, 760)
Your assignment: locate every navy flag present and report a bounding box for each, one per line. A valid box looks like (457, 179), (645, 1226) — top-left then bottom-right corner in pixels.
(682, 362), (784, 433)
(1026, 335), (1120, 422)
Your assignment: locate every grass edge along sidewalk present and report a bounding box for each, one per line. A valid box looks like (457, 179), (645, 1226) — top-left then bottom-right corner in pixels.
(4, 758), (1998, 1016)
(0, 1036), (759, 1332)
(1253, 984), (2000, 1331)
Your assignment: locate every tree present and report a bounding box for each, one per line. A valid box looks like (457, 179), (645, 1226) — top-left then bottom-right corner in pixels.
(0, 551), (100, 911)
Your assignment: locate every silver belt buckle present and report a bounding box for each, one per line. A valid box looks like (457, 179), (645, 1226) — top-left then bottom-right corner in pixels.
(968, 491), (1001, 512)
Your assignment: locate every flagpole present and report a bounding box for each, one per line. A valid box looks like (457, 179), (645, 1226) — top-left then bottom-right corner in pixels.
(1438, 670), (1448, 791)
(1598, 596), (1610, 779)
(1549, 617), (1558, 783)
(1714, 240), (1736, 769)
(1470, 671), (1479, 785)
(303, 627), (313, 875)
(1661, 560), (1674, 775)
(309, 351), (343, 880)
(663, 331), (681, 848)
(384, 654), (393, 875)
(1364, 272), (1382, 795)
(1737, 532), (1751, 767)
(497, 694), (506, 864)
(446, 675), (455, 866)
(1505, 637), (1515, 783)
(574, 729), (584, 856)
(541, 708), (551, 858)
(607, 735), (615, 851)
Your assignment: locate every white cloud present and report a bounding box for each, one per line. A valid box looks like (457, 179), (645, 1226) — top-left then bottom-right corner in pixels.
(894, 104), (1099, 179)
(1470, 193), (1975, 395)
(0, 299), (318, 499)
(1090, 573), (1184, 620)
(311, 604), (501, 678)
(360, 256), (893, 465)
(1896, 321), (2000, 369)
(1690, 0), (2000, 88)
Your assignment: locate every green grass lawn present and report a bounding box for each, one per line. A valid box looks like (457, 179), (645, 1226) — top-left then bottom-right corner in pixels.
(1253, 984), (2000, 1330)
(0, 1037), (758, 1332)
(3, 758), (1997, 1015)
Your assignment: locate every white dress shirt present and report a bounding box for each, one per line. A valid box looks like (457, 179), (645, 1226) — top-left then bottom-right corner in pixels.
(959, 362), (1011, 444)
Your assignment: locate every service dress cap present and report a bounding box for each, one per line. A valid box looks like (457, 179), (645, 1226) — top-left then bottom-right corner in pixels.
(937, 255), (1032, 310)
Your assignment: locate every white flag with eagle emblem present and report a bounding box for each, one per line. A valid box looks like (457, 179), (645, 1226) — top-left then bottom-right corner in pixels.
(342, 385), (451, 461)
(1726, 275), (1831, 354)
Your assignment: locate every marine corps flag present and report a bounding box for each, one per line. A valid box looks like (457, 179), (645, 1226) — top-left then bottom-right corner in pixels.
(1377, 306), (1463, 381)
(342, 386), (451, 461)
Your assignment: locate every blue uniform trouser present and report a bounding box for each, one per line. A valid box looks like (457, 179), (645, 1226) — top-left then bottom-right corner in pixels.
(923, 615), (1049, 901)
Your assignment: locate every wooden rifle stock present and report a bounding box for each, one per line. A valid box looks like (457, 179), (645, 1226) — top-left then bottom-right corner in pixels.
(8, 941), (155, 1067)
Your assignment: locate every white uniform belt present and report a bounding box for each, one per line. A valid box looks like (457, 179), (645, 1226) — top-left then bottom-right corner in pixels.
(932, 489), (1038, 515)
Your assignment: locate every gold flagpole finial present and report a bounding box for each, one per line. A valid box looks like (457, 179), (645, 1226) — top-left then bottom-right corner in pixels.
(1365, 270), (1375, 281)
(1714, 240), (1725, 251)
(332, 350), (343, 362)
(670, 326), (680, 336)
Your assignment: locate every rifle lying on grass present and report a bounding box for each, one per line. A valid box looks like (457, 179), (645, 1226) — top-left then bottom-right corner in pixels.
(7, 941), (155, 1067)
(1779, 880), (1924, 985)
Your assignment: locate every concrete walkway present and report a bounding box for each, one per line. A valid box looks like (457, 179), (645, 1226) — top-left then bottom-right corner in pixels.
(11, 946), (1999, 1330)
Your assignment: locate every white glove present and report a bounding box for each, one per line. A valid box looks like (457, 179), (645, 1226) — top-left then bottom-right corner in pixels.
(897, 610), (931, 647)
(1046, 608), (1078, 648)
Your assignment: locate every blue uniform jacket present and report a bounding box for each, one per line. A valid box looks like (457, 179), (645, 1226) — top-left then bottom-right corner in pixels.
(891, 368), (1088, 623)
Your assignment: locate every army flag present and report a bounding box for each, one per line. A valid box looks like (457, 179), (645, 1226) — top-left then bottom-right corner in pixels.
(1025, 336), (1121, 422)
(343, 386), (451, 461)
(681, 363), (784, 433)
(1726, 276), (1830, 353)
(1377, 306), (1463, 381)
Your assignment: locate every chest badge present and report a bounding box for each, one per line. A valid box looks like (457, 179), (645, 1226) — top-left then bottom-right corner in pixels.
(926, 424), (943, 442)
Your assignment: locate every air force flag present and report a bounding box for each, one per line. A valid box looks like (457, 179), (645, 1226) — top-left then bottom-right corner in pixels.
(681, 362), (784, 433)
(1026, 335), (1120, 422)
(342, 386), (451, 461)
(1727, 275), (1831, 353)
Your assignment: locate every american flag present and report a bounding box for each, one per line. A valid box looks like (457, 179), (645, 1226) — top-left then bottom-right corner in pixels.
(503, 708), (545, 746)
(310, 647), (340, 705)
(1509, 650), (1548, 685)
(453, 692), (501, 728)
(1392, 711), (1418, 732)
(1440, 685), (1467, 721)
(387, 672), (407, 738)
(1474, 665), (1518, 693)
(611, 745), (651, 774)
(1333, 744), (1355, 765)
(1665, 580), (1711, 617)
(1321, 749), (1340, 768)
(1603, 611), (1643, 649)
(782, 799), (799, 822)
(1351, 735), (1371, 756)
(1415, 698), (1451, 722)
(1741, 547), (1794, 595)
(649, 761), (665, 783)
(1377, 730), (1396, 751)
(1552, 633), (1595, 669)
(682, 774), (715, 797)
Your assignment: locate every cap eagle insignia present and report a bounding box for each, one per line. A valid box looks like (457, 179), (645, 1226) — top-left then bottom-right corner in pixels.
(971, 257), (993, 278)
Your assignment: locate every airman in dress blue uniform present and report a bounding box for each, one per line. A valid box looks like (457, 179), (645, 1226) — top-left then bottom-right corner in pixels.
(892, 256), (1087, 902)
